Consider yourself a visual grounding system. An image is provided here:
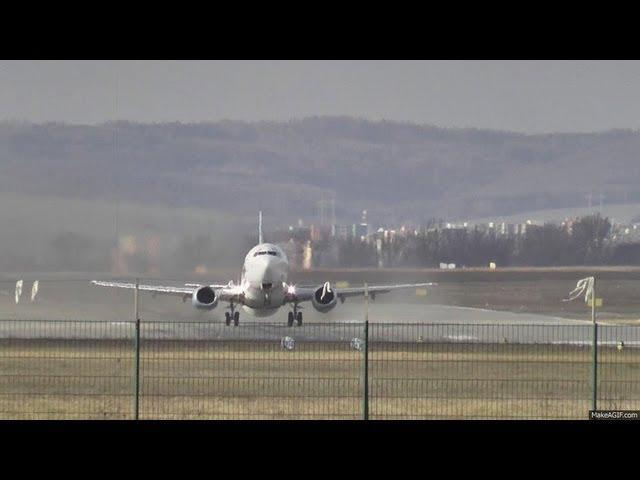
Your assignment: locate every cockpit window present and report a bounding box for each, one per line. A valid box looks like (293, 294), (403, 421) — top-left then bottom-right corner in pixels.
(254, 250), (279, 257)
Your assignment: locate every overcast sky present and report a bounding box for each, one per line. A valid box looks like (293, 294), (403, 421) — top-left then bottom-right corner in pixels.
(1, 60), (639, 134)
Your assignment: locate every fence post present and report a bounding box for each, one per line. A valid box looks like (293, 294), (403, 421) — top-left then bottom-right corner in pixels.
(591, 277), (598, 411)
(133, 278), (140, 420)
(362, 283), (369, 420)
(362, 319), (369, 420)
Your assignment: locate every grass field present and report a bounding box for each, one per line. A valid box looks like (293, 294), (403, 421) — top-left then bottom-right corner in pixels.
(1, 338), (639, 420)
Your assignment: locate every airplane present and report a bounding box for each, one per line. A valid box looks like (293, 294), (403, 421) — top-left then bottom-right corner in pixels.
(92, 212), (436, 326)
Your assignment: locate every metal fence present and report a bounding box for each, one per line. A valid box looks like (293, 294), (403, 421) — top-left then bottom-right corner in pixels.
(0, 319), (639, 419)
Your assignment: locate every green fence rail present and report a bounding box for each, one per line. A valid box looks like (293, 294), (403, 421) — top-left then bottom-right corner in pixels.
(0, 319), (639, 419)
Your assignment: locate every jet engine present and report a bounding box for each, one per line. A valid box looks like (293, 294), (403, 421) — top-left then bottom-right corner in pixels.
(311, 282), (337, 312)
(191, 285), (219, 310)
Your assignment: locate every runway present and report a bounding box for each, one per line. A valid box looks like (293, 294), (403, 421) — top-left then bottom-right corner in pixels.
(0, 278), (638, 344)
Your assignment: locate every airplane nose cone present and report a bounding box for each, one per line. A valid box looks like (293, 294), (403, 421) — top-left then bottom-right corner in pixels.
(247, 257), (279, 285)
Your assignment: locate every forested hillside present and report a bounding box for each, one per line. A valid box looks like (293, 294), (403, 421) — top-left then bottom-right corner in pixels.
(2, 117), (640, 226)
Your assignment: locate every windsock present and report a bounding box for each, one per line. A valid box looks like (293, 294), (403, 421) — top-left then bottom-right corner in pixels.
(15, 280), (23, 304)
(31, 280), (39, 303)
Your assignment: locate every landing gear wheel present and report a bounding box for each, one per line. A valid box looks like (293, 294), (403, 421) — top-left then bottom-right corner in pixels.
(225, 312), (231, 326)
(287, 312), (294, 327)
(296, 312), (303, 327)
(233, 311), (240, 326)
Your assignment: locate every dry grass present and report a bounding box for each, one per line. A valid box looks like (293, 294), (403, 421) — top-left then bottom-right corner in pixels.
(1, 339), (639, 420)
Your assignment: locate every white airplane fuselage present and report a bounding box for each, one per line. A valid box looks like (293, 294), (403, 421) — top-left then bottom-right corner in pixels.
(240, 243), (289, 317)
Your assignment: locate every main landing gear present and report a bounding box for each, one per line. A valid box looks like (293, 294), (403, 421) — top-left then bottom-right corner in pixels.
(287, 305), (302, 327)
(225, 303), (240, 326)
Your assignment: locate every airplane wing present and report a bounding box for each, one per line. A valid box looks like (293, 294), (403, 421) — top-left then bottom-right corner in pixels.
(291, 282), (437, 302)
(91, 280), (243, 301)
(332, 282), (437, 298)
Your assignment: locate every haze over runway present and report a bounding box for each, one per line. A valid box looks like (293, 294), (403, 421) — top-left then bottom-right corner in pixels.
(0, 279), (637, 345)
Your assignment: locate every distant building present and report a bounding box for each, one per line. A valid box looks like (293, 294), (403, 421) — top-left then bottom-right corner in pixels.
(356, 223), (368, 239)
(281, 239), (303, 270)
(310, 224), (332, 242)
(445, 222), (467, 230)
(310, 225), (321, 242)
(499, 223), (519, 236)
(302, 241), (313, 270)
(332, 224), (352, 240)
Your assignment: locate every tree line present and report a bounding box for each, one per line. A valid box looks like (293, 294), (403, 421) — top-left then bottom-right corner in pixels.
(318, 214), (640, 268)
(5, 213), (640, 274)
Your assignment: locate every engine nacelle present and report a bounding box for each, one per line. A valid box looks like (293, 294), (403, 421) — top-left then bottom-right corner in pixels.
(311, 282), (337, 313)
(191, 285), (219, 310)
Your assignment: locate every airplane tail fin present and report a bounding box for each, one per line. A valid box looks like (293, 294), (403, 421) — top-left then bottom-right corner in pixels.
(258, 211), (263, 244)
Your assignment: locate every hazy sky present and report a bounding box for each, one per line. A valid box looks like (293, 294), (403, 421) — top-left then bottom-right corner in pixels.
(1, 60), (639, 133)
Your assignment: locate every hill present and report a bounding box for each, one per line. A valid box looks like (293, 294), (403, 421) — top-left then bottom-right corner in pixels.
(3, 118), (640, 227)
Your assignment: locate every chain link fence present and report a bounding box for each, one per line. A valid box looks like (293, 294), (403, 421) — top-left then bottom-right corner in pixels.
(138, 322), (363, 419)
(0, 320), (134, 419)
(597, 325), (640, 412)
(0, 319), (639, 419)
(369, 323), (595, 419)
